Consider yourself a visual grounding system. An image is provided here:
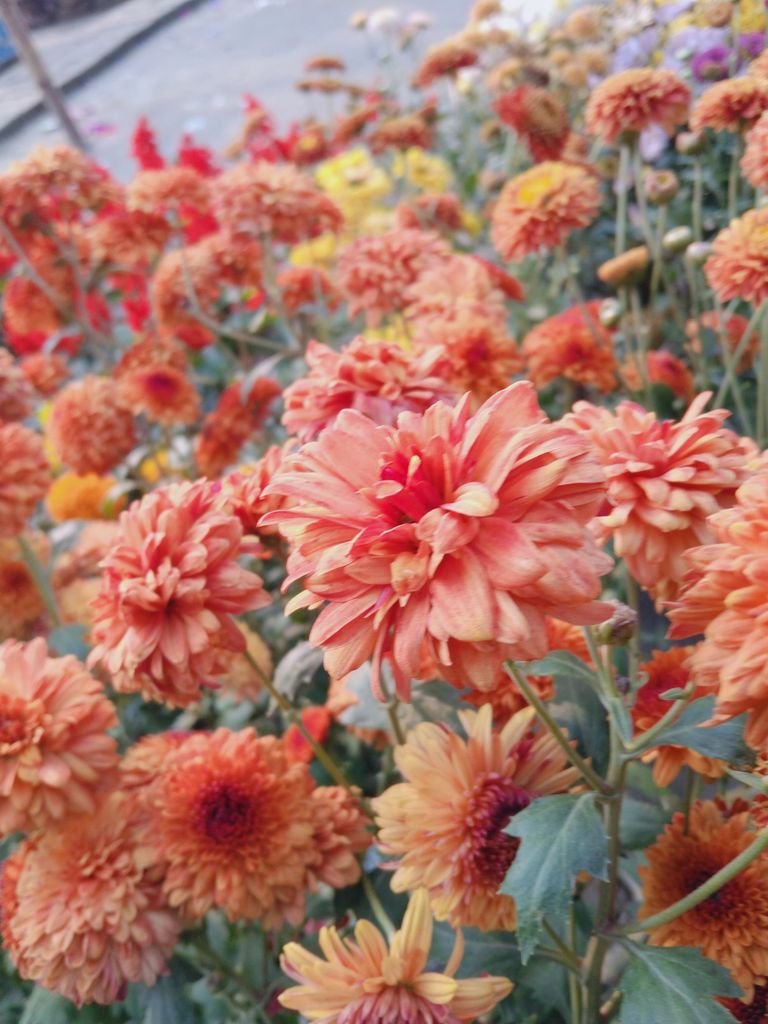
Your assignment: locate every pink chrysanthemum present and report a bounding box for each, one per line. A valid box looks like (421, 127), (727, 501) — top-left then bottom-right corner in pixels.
(585, 68), (691, 143)
(406, 253), (510, 329)
(565, 393), (754, 602)
(0, 422), (49, 537)
(337, 228), (451, 327)
(282, 336), (456, 441)
(0, 637), (118, 835)
(89, 479), (269, 706)
(742, 110), (768, 189)
(705, 207), (768, 306)
(48, 375), (137, 475)
(0, 349), (35, 422)
(691, 76), (768, 133)
(263, 382), (612, 698)
(490, 161), (601, 263)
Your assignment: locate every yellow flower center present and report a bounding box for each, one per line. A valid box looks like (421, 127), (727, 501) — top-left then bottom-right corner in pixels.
(516, 170), (559, 206)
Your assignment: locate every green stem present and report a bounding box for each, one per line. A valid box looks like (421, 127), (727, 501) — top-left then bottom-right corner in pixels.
(759, 311), (768, 447)
(505, 662), (611, 795)
(727, 139), (742, 222)
(543, 919), (582, 974)
(616, 823), (768, 936)
(692, 157), (703, 242)
(184, 935), (259, 998)
(17, 535), (60, 628)
(615, 143), (631, 257)
(362, 874), (397, 941)
(378, 673), (406, 745)
(624, 686), (695, 755)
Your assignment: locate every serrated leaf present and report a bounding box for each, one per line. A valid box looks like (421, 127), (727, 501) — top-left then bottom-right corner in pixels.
(618, 943), (740, 1024)
(551, 675), (610, 776)
(272, 641), (324, 700)
(501, 793), (608, 962)
(649, 697), (748, 760)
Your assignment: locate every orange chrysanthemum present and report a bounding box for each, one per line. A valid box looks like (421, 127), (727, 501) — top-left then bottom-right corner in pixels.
(0, 637), (118, 836)
(279, 888), (512, 1024)
(668, 472), (768, 748)
(395, 193), (463, 234)
(639, 800), (768, 998)
(406, 253), (511, 329)
(118, 731), (193, 794)
(127, 166), (211, 214)
(522, 301), (618, 393)
(0, 348), (34, 422)
(686, 311), (757, 371)
(212, 161), (343, 243)
(369, 113), (434, 153)
(117, 363), (200, 425)
(89, 479), (269, 706)
(632, 647), (726, 786)
(495, 85), (570, 162)
(2, 793), (180, 1005)
(19, 352), (68, 397)
(48, 375), (136, 475)
(374, 705), (578, 930)
(220, 443), (292, 550)
(194, 376), (281, 478)
(277, 265), (340, 314)
(0, 422), (49, 536)
(337, 228), (451, 326)
(149, 727), (364, 923)
(304, 783), (371, 889)
(282, 336), (456, 441)
(706, 207), (768, 306)
(691, 76), (768, 133)
(413, 313), (523, 407)
(88, 205), (171, 269)
(413, 38), (479, 88)
(585, 68), (691, 142)
(742, 110), (768, 189)
(565, 394), (753, 602)
(46, 471), (119, 522)
(264, 382), (612, 698)
(0, 534), (47, 638)
(490, 161), (601, 262)
(3, 276), (63, 338)
(620, 349), (695, 400)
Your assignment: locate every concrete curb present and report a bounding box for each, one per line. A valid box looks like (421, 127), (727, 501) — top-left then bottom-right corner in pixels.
(0, 0), (210, 140)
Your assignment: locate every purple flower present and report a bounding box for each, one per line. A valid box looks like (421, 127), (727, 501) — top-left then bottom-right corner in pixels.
(739, 33), (766, 60)
(691, 45), (731, 81)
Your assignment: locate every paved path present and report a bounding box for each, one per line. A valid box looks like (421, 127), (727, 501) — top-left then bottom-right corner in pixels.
(0, 0), (471, 177)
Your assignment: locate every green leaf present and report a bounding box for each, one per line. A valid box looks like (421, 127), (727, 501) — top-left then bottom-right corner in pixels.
(431, 923), (521, 978)
(650, 697), (748, 760)
(619, 797), (670, 850)
(19, 988), (72, 1024)
(551, 675), (610, 777)
(47, 624), (89, 660)
(501, 793), (608, 962)
(618, 943), (740, 1024)
(130, 963), (200, 1024)
(525, 651), (597, 688)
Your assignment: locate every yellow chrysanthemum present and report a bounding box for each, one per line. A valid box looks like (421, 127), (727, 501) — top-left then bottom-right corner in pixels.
(392, 147), (452, 194)
(315, 148), (392, 222)
(46, 472), (121, 523)
(290, 232), (338, 270)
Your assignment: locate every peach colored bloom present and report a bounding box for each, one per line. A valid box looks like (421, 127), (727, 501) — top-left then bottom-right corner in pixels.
(337, 228), (451, 327)
(565, 394), (753, 602)
(0, 422), (49, 537)
(87, 205), (171, 269)
(127, 166), (211, 214)
(406, 253), (510, 329)
(194, 376), (281, 478)
(374, 705), (579, 930)
(279, 887), (513, 1023)
(0, 349), (34, 422)
(742, 110), (768, 189)
(2, 793), (180, 1005)
(395, 193), (463, 233)
(47, 375), (136, 475)
(691, 77), (768, 133)
(585, 68), (691, 143)
(3, 276), (63, 339)
(413, 38), (479, 88)
(490, 161), (601, 262)
(620, 349), (695, 401)
(0, 534), (47, 639)
(212, 161), (343, 243)
(495, 85), (570, 162)
(263, 382), (612, 698)
(220, 443), (292, 551)
(89, 479), (269, 706)
(117, 363), (200, 425)
(597, 246), (650, 288)
(369, 113), (434, 153)
(277, 265), (340, 314)
(19, 352), (68, 397)
(632, 647), (726, 786)
(0, 637), (118, 836)
(668, 472), (768, 749)
(114, 333), (189, 377)
(706, 207), (768, 306)
(118, 731), (193, 794)
(522, 301), (618, 393)
(282, 336), (456, 441)
(639, 800), (768, 999)
(305, 783), (371, 889)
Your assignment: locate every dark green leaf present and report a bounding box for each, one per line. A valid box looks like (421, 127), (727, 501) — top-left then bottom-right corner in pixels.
(619, 797), (670, 850)
(618, 943), (740, 1024)
(431, 923), (520, 978)
(551, 675), (610, 777)
(19, 988), (72, 1024)
(649, 697), (748, 760)
(47, 624), (89, 660)
(525, 651), (597, 688)
(131, 963), (200, 1024)
(501, 793), (608, 962)
(272, 641), (324, 700)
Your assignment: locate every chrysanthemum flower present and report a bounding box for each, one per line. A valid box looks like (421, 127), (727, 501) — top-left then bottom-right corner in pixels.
(118, 731), (193, 794)
(46, 471), (119, 522)
(279, 887), (513, 1022)
(706, 207), (768, 306)
(413, 37), (479, 88)
(585, 68), (691, 143)
(305, 783), (371, 889)
(89, 479), (269, 706)
(639, 800), (768, 998)
(522, 301), (618, 393)
(620, 349), (695, 401)
(19, 352), (68, 397)
(3, 276), (64, 338)
(406, 254), (511, 328)
(490, 161), (601, 262)
(2, 793), (180, 1005)
(395, 193), (463, 234)
(149, 727), (349, 924)
(742, 110), (768, 189)
(565, 394), (753, 602)
(337, 228), (451, 326)
(264, 382), (611, 697)
(277, 265), (340, 314)
(127, 166), (211, 215)
(212, 161), (343, 243)
(413, 313), (523, 407)
(0, 422), (49, 537)
(369, 113), (434, 153)
(282, 336), (456, 441)
(0, 349), (34, 422)
(0, 534), (47, 638)
(374, 705), (579, 930)
(117, 363), (200, 425)
(668, 472), (768, 748)
(0, 637), (118, 836)
(495, 85), (570, 162)
(47, 375), (136, 475)
(691, 76), (768, 132)
(632, 647), (726, 786)
(220, 443), (292, 550)
(88, 205), (171, 269)
(686, 311), (757, 371)
(194, 376), (281, 478)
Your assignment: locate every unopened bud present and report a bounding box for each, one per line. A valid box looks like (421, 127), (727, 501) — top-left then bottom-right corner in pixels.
(685, 240), (713, 266)
(662, 225), (693, 253)
(593, 601), (637, 646)
(676, 130), (707, 156)
(598, 298), (623, 328)
(645, 169), (679, 205)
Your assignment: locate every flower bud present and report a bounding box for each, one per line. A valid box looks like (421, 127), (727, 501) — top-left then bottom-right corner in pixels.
(593, 601), (637, 646)
(599, 298), (623, 328)
(676, 130), (707, 155)
(644, 169), (679, 205)
(703, 0), (733, 28)
(685, 241), (713, 266)
(597, 246), (650, 288)
(662, 225), (693, 253)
